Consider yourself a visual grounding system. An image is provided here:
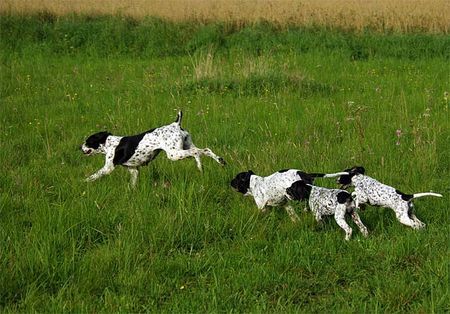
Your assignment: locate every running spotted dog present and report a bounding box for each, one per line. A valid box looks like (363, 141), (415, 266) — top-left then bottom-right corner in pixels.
(337, 166), (443, 229)
(81, 111), (226, 187)
(230, 169), (348, 222)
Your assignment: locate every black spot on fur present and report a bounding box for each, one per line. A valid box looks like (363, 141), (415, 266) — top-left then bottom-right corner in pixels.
(231, 171), (254, 194)
(396, 189), (413, 201)
(85, 131), (111, 149)
(286, 180), (312, 200)
(337, 191), (352, 204)
(278, 169), (289, 173)
(182, 138), (191, 150)
(113, 129), (155, 165)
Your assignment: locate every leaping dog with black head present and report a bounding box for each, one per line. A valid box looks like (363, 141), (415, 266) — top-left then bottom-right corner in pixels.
(81, 111), (226, 187)
(337, 166), (442, 229)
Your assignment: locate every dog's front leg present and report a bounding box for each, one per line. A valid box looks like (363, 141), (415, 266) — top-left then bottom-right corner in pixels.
(128, 167), (139, 188)
(284, 205), (300, 222)
(351, 191), (360, 208)
(334, 210), (353, 240)
(255, 196), (267, 213)
(351, 211), (369, 237)
(85, 160), (115, 182)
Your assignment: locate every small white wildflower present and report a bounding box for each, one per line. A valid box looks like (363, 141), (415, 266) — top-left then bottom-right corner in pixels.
(396, 129), (402, 146)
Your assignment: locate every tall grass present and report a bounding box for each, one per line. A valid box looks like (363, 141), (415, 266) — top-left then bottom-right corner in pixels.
(1, 15), (449, 60)
(1, 0), (449, 33)
(0, 15), (449, 312)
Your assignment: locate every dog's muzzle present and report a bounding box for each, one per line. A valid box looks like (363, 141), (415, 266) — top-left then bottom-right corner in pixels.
(81, 144), (93, 155)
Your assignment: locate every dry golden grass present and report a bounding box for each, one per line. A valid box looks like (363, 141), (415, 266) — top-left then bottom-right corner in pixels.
(1, 0), (449, 33)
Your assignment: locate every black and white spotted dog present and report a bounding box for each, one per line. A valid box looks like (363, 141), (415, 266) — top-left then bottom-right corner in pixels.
(81, 111), (226, 186)
(286, 180), (368, 240)
(337, 166), (443, 229)
(230, 169), (348, 222)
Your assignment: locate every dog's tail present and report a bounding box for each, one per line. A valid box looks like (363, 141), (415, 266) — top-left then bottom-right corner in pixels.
(412, 192), (443, 199)
(175, 111), (183, 125)
(396, 189), (443, 201)
(309, 172), (349, 178)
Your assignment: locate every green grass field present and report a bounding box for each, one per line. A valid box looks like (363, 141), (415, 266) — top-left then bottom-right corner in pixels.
(1, 15), (449, 312)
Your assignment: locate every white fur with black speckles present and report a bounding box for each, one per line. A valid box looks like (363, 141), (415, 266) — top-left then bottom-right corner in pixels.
(241, 170), (346, 222)
(307, 185), (368, 240)
(350, 174), (442, 229)
(81, 111), (225, 187)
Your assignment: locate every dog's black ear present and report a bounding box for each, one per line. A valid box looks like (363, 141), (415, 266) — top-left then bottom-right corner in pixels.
(337, 191), (352, 204)
(287, 180), (310, 200)
(338, 166), (364, 186)
(337, 174), (352, 185)
(297, 171), (314, 184)
(231, 171), (253, 194)
(302, 174), (315, 185)
(85, 131), (111, 149)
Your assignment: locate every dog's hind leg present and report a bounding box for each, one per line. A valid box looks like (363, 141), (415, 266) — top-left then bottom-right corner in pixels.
(408, 203), (426, 228)
(202, 148), (226, 166)
(395, 208), (422, 229)
(182, 135), (226, 165)
(165, 148), (203, 171)
(410, 214), (425, 228)
(165, 147), (224, 171)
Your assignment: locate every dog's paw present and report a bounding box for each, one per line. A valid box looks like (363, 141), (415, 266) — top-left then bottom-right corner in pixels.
(85, 176), (95, 182)
(416, 222), (426, 229)
(218, 157), (226, 166)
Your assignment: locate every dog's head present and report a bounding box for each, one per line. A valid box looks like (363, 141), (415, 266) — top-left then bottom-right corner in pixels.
(81, 131), (111, 156)
(337, 166), (365, 189)
(337, 191), (357, 212)
(230, 170), (254, 194)
(286, 180), (312, 201)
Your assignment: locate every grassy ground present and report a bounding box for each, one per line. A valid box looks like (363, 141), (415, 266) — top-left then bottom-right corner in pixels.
(0, 16), (449, 312)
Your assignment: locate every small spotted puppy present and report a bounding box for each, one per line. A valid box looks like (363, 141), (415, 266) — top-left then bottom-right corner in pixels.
(286, 180), (368, 240)
(337, 166), (443, 229)
(81, 111), (226, 187)
(230, 169), (348, 222)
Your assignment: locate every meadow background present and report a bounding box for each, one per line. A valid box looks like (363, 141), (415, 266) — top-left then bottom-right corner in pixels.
(1, 1), (449, 312)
